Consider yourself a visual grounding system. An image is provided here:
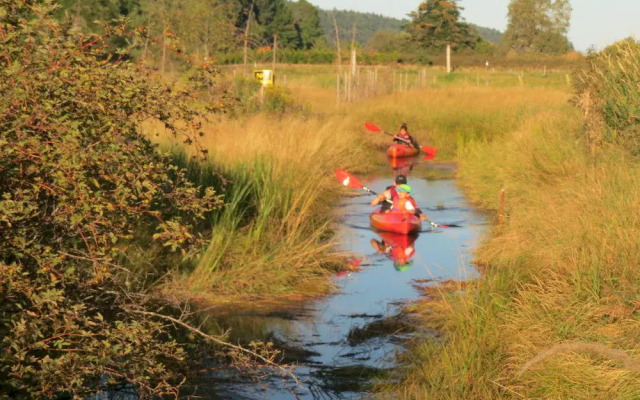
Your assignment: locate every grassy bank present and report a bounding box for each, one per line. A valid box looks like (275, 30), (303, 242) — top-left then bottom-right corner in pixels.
(384, 43), (640, 399)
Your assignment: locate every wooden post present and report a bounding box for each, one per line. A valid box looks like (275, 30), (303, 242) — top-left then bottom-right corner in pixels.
(336, 72), (340, 105)
(243, 0), (255, 66)
(332, 11), (341, 71)
(272, 34), (277, 71)
(446, 44), (451, 74)
(498, 187), (506, 224)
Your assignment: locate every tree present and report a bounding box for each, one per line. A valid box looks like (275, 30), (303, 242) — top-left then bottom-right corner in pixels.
(365, 31), (410, 53)
(503, 0), (572, 54)
(290, 0), (324, 49)
(255, 0), (298, 48)
(169, 0), (239, 59)
(0, 1), (227, 396)
(406, 0), (478, 51)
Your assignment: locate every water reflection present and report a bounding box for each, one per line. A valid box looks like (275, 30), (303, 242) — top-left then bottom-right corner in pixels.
(370, 232), (417, 271)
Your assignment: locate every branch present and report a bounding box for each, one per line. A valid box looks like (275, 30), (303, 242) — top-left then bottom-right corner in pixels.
(126, 309), (300, 385)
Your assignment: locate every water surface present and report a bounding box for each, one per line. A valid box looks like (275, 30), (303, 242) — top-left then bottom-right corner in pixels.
(213, 175), (487, 399)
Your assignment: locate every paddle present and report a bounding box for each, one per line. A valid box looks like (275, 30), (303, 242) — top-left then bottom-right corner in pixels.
(364, 122), (438, 157)
(335, 169), (461, 229)
(335, 169), (379, 196)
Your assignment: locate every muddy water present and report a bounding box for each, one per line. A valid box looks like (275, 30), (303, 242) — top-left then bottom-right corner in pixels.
(213, 173), (487, 399)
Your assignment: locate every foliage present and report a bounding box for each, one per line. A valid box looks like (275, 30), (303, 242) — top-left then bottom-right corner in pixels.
(503, 0), (572, 54)
(406, 0), (479, 51)
(0, 1), (228, 397)
(318, 8), (408, 47)
(365, 30), (411, 53)
(290, 0), (324, 49)
(254, 0), (297, 48)
(469, 23), (503, 44)
(573, 38), (640, 154)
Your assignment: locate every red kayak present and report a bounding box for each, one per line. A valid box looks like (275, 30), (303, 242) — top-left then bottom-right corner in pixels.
(387, 144), (419, 158)
(370, 209), (421, 234)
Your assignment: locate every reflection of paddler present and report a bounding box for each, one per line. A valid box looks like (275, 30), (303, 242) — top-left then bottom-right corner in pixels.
(370, 232), (417, 270)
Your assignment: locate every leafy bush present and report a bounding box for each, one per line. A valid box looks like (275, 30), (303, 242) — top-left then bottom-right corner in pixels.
(0, 1), (226, 397)
(573, 39), (640, 153)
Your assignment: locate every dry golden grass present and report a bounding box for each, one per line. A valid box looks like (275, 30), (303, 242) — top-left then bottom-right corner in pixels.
(386, 99), (640, 398)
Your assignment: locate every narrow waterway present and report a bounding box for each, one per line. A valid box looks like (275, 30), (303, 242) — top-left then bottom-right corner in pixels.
(212, 164), (487, 400)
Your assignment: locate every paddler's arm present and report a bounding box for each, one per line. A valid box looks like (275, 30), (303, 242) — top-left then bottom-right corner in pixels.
(417, 208), (428, 221)
(370, 189), (391, 206)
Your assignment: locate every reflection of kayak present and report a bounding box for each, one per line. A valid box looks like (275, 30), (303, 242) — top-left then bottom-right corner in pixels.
(387, 144), (419, 158)
(370, 209), (421, 234)
(376, 231), (417, 248)
(371, 231), (417, 270)
(387, 155), (417, 171)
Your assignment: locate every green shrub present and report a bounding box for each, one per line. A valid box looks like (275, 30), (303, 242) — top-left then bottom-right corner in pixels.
(0, 2), (226, 397)
(573, 38), (640, 153)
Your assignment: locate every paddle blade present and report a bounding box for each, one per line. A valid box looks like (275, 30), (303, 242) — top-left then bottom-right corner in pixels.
(422, 146), (438, 156)
(364, 122), (382, 133)
(423, 154), (435, 161)
(335, 169), (363, 189)
(437, 223), (462, 228)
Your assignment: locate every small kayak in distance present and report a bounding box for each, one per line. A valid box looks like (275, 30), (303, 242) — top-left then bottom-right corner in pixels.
(387, 144), (420, 158)
(370, 209), (421, 234)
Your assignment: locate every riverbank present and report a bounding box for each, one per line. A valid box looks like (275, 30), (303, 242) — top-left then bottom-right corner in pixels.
(383, 42), (640, 399)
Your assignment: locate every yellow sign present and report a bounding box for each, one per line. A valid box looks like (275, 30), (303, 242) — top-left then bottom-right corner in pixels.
(254, 69), (274, 87)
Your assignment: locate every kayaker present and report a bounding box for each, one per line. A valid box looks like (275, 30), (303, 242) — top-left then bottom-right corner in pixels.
(370, 174), (407, 211)
(393, 123), (420, 149)
(392, 184), (428, 221)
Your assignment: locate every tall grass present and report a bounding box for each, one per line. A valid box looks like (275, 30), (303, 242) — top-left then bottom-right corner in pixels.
(383, 50), (640, 398)
(574, 39), (640, 154)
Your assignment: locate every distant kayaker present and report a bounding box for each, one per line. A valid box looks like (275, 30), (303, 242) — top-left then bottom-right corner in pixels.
(393, 123), (420, 149)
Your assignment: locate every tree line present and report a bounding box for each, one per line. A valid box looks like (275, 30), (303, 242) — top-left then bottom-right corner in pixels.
(54, 0), (573, 68)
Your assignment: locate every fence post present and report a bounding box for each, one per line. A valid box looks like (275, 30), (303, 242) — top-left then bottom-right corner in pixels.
(498, 187), (506, 224)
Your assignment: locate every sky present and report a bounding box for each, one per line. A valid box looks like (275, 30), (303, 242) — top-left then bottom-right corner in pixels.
(307, 0), (640, 52)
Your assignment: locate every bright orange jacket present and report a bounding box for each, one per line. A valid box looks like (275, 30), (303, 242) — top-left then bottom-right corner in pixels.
(392, 196), (418, 214)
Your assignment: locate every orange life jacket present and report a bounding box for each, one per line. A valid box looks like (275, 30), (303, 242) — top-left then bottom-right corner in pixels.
(392, 196), (417, 213)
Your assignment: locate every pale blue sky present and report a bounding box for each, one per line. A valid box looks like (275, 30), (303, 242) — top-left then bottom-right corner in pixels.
(308, 0), (640, 52)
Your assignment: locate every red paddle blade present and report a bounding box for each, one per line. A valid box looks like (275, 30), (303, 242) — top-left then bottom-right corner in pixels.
(335, 169), (363, 189)
(364, 122), (382, 133)
(423, 154), (435, 161)
(422, 146), (438, 156)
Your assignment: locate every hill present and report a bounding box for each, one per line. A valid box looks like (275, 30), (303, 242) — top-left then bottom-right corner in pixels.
(317, 8), (502, 46)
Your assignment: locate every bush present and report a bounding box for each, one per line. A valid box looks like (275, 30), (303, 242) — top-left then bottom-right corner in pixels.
(0, 2), (227, 397)
(573, 38), (640, 153)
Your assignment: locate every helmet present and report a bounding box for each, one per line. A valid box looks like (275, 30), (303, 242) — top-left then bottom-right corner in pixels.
(395, 174), (407, 185)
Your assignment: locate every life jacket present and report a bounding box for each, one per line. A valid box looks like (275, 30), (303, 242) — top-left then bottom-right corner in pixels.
(389, 186), (399, 200)
(391, 245), (415, 261)
(392, 196), (417, 213)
